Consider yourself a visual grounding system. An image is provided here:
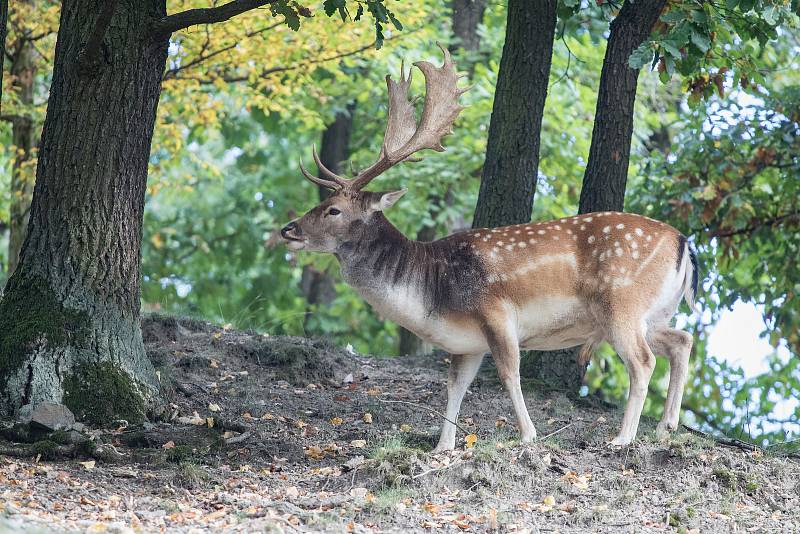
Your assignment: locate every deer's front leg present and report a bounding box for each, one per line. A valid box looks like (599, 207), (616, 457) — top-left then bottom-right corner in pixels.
(432, 353), (485, 453)
(484, 323), (537, 443)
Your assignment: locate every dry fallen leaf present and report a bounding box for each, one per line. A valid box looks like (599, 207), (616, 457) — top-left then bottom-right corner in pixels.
(495, 417), (507, 428)
(362, 413), (373, 424)
(464, 434), (478, 449)
(423, 502), (440, 515)
(208, 403), (221, 412)
(330, 417), (343, 426)
(350, 440), (367, 448)
(162, 441), (175, 450)
(79, 460), (96, 471)
(400, 424), (412, 432)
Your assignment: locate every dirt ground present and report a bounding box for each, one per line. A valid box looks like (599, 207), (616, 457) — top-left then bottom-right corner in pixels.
(1, 316), (798, 533)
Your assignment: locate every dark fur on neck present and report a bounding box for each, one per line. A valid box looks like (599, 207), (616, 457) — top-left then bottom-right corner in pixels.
(337, 213), (488, 314)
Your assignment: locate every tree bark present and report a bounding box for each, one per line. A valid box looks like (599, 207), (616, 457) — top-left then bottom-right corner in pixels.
(0, 0), (170, 422)
(8, 17), (37, 275)
(301, 106), (354, 333)
(472, 0), (557, 229)
(578, 0), (667, 214)
(0, 0), (7, 101)
(530, 0), (667, 394)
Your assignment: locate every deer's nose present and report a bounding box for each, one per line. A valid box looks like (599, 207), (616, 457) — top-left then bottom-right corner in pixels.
(281, 221), (300, 239)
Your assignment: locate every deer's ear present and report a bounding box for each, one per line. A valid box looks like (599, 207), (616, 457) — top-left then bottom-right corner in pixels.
(372, 189), (407, 211)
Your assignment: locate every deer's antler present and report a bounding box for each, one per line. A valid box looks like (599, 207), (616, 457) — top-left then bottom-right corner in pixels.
(299, 43), (468, 191)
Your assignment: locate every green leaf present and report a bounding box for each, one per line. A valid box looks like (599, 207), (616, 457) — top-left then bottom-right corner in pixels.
(628, 42), (655, 70)
(690, 29), (711, 53)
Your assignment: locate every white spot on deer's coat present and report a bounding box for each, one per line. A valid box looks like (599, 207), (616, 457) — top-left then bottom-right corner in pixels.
(553, 236), (560, 240)
(635, 228), (643, 236)
(625, 233), (632, 240)
(505, 245), (514, 251)
(632, 251), (640, 259)
(588, 236), (596, 244)
(529, 238), (537, 244)
(603, 226), (611, 233)
(584, 217), (593, 222)
(580, 225), (586, 230)
(566, 229), (572, 235)
(554, 225), (561, 230)
(616, 223), (624, 229)
(615, 248), (623, 256)
(631, 241), (638, 249)
(497, 241), (504, 246)
(519, 242), (527, 248)
(538, 230), (546, 235)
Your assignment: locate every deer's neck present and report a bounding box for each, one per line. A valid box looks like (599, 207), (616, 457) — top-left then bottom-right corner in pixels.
(335, 214), (486, 319)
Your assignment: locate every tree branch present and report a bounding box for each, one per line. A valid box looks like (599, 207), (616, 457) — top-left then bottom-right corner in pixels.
(152, 0), (274, 37)
(162, 22), (282, 81)
(711, 212), (799, 239)
(78, 0), (119, 72)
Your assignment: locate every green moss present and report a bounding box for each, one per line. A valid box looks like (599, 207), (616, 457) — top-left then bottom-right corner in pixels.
(712, 467), (737, 490)
(30, 440), (60, 460)
(166, 445), (196, 463)
(63, 361), (146, 425)
(0, 275), (90, 380)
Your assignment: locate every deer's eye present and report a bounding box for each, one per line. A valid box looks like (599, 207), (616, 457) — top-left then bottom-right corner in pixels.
(326, 207), (341, 216)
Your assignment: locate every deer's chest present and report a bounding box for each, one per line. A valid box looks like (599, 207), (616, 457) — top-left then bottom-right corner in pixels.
(356, 283), (489, 355)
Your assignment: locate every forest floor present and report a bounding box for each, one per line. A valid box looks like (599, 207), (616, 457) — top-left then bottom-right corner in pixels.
(1, 316), (799, 533)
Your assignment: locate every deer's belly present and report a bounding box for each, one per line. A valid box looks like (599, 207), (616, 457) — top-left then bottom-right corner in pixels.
(516, 296), (596, 350)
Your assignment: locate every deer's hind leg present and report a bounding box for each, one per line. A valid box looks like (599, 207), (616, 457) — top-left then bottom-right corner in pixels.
(433, 352), (485, 453)
(647, 326), (693, 436)
(609, 324), (656, 446)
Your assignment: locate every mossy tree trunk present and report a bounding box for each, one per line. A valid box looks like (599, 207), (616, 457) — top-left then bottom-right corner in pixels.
(0, 0), (7, 96)
(530, 0), (667, 394)
(0, 0), (170, 422)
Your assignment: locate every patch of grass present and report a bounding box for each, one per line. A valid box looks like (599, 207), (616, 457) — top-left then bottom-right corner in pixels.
(174, 461), (210, 489)
(369, 436), (421, 487)
(712, 466), (737, 490)
(367, 487), (412, 515)
(166, 445), (197, 463)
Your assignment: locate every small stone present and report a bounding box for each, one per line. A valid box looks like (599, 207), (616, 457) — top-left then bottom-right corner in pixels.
(63, 429), (89, 444)
(30, 403), (75, 432)
(72, 422), (86, 432)
(17, 404), (34, 424)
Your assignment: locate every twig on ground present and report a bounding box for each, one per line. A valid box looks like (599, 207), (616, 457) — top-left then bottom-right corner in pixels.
(378, 399), (469, 436)
(225, 431), (251, 445)
(541, 422), (574, 440)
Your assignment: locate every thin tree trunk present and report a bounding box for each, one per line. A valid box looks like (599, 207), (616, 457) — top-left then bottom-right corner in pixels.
(451, 0), (485, 51)
(301, 105), (354, 333)
(472, 0), (557, 229)
(0, 0), (170, 422)
(0, 0), (7, 103)
(578, 0), (667, 213)
(397, 0), (488, 356)
(8, 18), (37, 275)
(529, 0), (667, 394)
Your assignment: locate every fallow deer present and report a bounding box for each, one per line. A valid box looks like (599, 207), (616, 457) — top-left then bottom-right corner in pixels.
(281, 45), (698, 451)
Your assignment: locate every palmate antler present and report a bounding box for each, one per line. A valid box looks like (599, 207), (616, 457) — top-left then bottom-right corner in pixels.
(299, 43), (468, 191)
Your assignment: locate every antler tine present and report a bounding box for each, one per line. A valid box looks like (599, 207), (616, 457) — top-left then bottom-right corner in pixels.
(348, 43), (468, 190)
(312, 145), (349, 186)
(299, 159), (340, 190)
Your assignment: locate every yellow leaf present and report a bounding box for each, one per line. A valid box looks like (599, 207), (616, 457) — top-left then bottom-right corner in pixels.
(362, 413), (373, 424)
(330, 417), (343, 426)
(79, 460), (96, 470)
(162, 441), (175, 449)
(464, 434), (478, 449)
(400, 424), (412, 432)
(208, 403), (221, 412)
(543, 495), (556, 506)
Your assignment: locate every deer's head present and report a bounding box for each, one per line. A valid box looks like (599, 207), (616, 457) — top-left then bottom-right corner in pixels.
(281, 44), (467, 253)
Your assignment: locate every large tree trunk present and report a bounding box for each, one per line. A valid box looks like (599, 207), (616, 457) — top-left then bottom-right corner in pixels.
(472, 0), (557, 228)
(8, 19), (37, 275)
(530, 0), (667, 394)
(301, 106), (354, 333)
(0, 0), (170, 423)
(578, 0), (667, 213)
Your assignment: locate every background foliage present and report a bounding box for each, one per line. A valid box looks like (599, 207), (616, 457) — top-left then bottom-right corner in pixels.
(2, 0), (798, 448)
